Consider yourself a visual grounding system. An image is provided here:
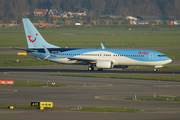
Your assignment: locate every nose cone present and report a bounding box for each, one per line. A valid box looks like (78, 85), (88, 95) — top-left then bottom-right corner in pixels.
(166, 57), (172, 64)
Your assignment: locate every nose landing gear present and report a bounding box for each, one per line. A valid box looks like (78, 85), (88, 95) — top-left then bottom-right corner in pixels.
(154, 65), (163, 72)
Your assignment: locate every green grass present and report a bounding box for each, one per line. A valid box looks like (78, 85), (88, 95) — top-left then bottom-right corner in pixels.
(0, 54), (62, 67)
(1, 28), (180, 48)
(76, 108), (139, 112)
(0, 106), (138, 112)
(126, 97), (180, 101)
(14, 81), (68, 87)
(0, 34), (27, 47)
(53, 74), (180, 82)
(0, 106), (11, 109)
(43, 35), (180, 48)
(0, 28), (180, 68)
(0, 49), (17, 51)
(0, 81), (68, 87)
(0, 106), (36, 109)
(158, 50), (180, 60)
(126, 66), (180, 71)
(1, 27), (180, 35)
(1, 54), (36, 59)
(0, 28), (24, 33)
(0, 59), (60, 67)
(0, 106), (68, 110)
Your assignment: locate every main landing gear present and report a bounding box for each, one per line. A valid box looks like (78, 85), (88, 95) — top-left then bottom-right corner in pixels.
(88, 66), (94, 71)
(154, 68), (157, 72)
(88, 66), (104, 71)
(88, 64), (104, 71)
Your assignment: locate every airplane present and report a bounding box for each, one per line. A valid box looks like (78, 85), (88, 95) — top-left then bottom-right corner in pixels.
(22, 18), (172, 72)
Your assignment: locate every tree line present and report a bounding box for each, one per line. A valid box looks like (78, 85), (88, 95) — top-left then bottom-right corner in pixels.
(0, 0), (179, 21)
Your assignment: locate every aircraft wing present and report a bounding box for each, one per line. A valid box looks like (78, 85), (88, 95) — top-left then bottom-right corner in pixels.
(67, 57), (97, 63)
(42, 47), (97, 63)
(54, 55), (98, 63)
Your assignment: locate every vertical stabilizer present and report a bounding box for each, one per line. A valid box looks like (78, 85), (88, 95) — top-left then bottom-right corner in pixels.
(22, 18), (59, 49)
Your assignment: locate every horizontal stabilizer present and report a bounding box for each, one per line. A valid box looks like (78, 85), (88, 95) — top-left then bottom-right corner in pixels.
(43, 45), (51, 59)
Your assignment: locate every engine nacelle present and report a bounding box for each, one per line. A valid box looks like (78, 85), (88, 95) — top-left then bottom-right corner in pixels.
(96, 60), (113, 69)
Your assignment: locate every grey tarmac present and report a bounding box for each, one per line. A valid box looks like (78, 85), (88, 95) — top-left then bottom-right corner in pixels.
(0, 65), (180, 120)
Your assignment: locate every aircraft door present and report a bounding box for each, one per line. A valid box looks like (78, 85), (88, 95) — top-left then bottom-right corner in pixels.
(149, 53), (153, 61)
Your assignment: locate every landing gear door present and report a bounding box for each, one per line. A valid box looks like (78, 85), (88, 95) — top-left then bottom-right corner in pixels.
(149, 53), (153, 61)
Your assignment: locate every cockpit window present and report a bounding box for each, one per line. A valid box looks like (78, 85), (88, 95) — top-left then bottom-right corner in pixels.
(158, 55), (165, 57)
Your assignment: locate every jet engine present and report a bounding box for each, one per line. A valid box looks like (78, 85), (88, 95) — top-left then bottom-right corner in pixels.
(96, 60), (113, 69)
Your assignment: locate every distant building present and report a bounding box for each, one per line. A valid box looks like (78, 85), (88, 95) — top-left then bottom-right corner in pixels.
(63, 12), (72, 18)
(48, 9), (59, 18)
(72, 11), (86, 17)
(126, 16), (138, 21)
(34, 9), (48, 16)
(63, 11), (86, 18)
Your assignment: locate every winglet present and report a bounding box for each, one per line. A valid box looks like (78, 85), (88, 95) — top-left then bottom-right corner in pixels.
(100, 43), (105, 49)
(43, 45), (51, 59)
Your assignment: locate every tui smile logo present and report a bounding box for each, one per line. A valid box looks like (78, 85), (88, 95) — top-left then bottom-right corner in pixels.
(27, 33), (38, 43)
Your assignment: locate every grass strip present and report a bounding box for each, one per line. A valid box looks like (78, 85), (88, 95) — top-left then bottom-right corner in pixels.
(53, 74), (180, 82)
(126, 97), (180, 101)
(14, 81), (68, 87)
(75, 108), (139, 112)
(0, 106), (137, 112)
(0, 106), (68, 110)
(0, 106), (139, 113)
(1, 30), (180, 48)
(126, 66), (180, 71)
(0, 59), (61, 67)
(158, 50), (180, 60)
(0, 106), (38, 109)
(0, 54), (36, 59)
(0, 81), (69, 87)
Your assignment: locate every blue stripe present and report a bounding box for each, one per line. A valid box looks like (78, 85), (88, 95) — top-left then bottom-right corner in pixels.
(28, 48), (170, 62)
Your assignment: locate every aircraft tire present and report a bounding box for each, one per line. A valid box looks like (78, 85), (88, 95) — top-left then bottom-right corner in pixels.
(88, 67), (91, 71)
(88, 66), (94, 71)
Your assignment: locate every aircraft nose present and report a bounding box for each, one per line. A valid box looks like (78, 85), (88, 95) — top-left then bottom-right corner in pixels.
(169, 58), (172, 63)
(167, 57), (172, 64)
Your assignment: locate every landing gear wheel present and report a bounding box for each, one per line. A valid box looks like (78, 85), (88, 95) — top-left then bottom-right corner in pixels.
(88, 67), (91, 71)
(88, 66), (94, 71)
(154, 68), (157, 72)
